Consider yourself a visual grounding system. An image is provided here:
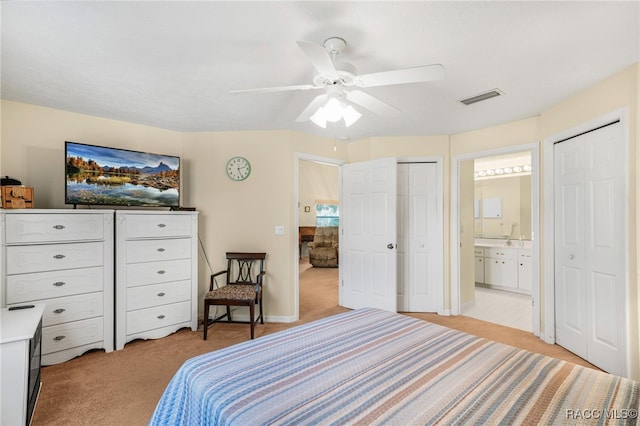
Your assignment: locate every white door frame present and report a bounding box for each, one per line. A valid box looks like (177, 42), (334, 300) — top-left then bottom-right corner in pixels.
(294, 152), (345, 321)
(451, 143), (540, 334)
(542, 108), (630, 375)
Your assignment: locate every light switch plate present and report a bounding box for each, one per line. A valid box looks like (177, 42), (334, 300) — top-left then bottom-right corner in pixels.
(275, 225), (285, 235)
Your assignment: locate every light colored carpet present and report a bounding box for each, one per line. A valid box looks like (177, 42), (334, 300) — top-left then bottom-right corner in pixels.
(31, 262), (595, 425)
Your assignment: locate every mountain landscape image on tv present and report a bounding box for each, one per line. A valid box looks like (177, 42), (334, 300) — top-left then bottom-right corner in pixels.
(65, 141), (180, 207)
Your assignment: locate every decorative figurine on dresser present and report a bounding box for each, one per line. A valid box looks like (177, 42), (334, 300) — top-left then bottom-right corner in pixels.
(0, 209), (114, 365)
(115, 210), (198, 350)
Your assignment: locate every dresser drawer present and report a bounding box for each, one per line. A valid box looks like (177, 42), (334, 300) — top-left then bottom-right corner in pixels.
(126, 258), (191, 287)
(5, 267), (104, 304)
(6, 242), (104, 275)
(126, 301), (191, 335)
(5, 214), (105, 244)
(42, 316), (104, 355)
(122, 214), (193, 239)
(125, 238), (191, 264)
(127, 280), (191, 311)
(39, 292), (104, 327)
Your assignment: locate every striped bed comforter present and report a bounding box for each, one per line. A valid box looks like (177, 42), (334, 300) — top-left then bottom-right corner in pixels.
(150, 308), (639, 425)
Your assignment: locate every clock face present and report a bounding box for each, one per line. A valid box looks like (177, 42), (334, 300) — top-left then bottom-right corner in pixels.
(226, 156), (251, 181)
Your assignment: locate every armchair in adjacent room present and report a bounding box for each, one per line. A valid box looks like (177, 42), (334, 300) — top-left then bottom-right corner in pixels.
(307, 226), (339, 267)
(203, 252), (266, 340)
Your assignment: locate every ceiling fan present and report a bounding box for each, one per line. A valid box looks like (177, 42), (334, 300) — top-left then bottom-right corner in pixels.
(230, 37), (444, 128)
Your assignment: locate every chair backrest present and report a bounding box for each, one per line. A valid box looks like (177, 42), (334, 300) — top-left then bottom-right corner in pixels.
(225, 252), (266, 286)
(312, 227), (339, 247)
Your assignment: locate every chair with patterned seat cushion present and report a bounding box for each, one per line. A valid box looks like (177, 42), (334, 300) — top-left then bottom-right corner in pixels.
(203, 252), (266, 340)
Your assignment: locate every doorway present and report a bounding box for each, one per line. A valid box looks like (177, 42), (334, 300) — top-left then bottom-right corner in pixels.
(295, 154), (343, 321)
(462, 152), (533, 331)
(452, 143), (540, 335)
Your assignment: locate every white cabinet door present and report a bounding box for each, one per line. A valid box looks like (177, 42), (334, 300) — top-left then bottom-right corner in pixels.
(484, 258), (501, 287)
(500, 259), (518, 289)
(474, 257), (484, 284)
(518, 250), (533, 292)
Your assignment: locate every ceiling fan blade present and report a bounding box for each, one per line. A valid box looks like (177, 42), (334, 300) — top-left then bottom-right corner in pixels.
(354, 64), (444, 88)
(229, 84), (318, 94)
(297, 40), (339, 80)
(295, 94), (328, 122)
(346, 90), (400, 116)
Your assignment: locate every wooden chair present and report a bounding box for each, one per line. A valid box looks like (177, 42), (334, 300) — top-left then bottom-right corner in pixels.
(203, 252), (266, 340)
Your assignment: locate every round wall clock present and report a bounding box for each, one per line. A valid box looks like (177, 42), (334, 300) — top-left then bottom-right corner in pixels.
(226, 156), (251, 181)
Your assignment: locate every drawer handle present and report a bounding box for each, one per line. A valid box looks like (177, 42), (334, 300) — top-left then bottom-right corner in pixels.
(53, 224), (66, 230)
(157, 248), (166, 252)
(53, 254), (66, 260)
(53, 281), (66, 287)
(53, 308), (66, 314)
(157, 292), (166, 297)
(157, 223), (167, 228)
(53, 335), (66, 342)
(157, 270), (166, 275)
(157, 315), (166, 320)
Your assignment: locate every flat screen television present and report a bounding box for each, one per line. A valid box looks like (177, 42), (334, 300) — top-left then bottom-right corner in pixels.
(65, 141), (180, 208)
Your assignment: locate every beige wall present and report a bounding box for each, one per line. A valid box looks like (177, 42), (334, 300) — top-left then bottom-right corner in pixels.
(448, 63), (639, 379)
(536, 63), (639, 378)
(1, 101), (185, 208)
(2, 63), (639, 378)
(181, 130), (346, 322)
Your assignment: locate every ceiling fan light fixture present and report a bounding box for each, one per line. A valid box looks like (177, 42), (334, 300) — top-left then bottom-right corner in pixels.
(324, 97), (343, 122)
(343, 104), (362, 127)
(310, 108), (327, 128)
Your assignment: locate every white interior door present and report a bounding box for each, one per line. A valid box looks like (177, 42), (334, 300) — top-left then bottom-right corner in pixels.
(397, 163), (440, 312)
(554, 121), (626, 376)
(341, 158), (397, 312)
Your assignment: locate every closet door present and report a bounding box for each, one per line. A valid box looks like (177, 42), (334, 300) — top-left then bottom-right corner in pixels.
(397, 163), (440, 312)
(554, 121), (625, 376)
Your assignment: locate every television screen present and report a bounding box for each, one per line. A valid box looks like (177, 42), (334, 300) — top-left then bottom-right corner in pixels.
(65, 141), (180, 207)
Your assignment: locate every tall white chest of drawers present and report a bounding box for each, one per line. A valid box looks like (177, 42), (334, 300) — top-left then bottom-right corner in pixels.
(115, 211), (198, 350)
(0, 209), (114, 365)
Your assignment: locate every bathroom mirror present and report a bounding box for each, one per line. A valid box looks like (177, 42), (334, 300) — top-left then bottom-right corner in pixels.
(474, 152), (532, 240)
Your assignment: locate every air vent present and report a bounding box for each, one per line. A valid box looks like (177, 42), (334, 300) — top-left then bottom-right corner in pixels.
(460, 89), (503, 106)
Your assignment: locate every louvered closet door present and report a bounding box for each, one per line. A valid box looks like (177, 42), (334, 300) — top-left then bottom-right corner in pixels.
(554, 121), (625, 376)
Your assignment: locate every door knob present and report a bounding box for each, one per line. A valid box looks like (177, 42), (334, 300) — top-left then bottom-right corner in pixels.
(568, 254), (575, 260)
(387, 243), (395, 249)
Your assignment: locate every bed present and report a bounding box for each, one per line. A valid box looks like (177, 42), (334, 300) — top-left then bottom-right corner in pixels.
(150, 308), (639, 425)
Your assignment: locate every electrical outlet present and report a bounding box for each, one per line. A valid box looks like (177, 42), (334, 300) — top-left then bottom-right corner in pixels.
(275, 225), (285, 235)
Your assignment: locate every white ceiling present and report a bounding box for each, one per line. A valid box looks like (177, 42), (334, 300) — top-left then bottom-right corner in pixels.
(2, 2), (639, 142)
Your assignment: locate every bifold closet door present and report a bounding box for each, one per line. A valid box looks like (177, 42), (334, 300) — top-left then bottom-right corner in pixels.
(397, 162), (440, 312)
(554, 121), (625, 376)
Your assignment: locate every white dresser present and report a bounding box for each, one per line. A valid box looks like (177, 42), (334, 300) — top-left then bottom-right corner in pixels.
(115, 211), (198, 350)
(1, 209), (114, 365)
